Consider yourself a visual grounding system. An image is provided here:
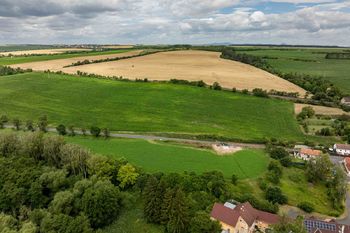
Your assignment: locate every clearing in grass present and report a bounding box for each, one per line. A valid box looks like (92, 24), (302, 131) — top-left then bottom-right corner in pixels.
(66, 136), (269, 179)
(0, 72), (304, 141)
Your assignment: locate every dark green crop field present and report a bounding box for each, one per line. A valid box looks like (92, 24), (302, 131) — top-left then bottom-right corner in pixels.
(0, 49), (132, 65)
(235, 47), (350, 95)
(0, 72), (304, 141)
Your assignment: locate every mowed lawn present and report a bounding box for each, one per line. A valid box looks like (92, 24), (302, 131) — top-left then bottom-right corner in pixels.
(66, 136), (269, 179)
(0, 49), (132, 65)
(237, 48), (350, 95)
(0, 72), (304, 141)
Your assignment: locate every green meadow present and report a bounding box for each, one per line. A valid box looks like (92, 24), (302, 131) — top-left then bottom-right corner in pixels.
(0, 49), (132, 65)
(0, 72), (304, 141)
(66, 136), (269, 179)
(235, 47), (350, 95)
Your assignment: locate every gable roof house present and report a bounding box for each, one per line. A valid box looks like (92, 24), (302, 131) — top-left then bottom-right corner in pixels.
(294, 148), (322, 161)
(341, 97), (350, 106)
(210, 202), (279, 233)
(334, 144), (350, 156)
(304, 218), (350, 233)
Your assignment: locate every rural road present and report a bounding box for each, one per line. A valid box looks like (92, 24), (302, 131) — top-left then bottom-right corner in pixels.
(3, 125), (265, 149)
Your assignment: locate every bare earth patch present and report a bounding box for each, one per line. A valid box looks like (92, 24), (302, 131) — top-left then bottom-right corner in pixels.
(212, 143), (242, 155)
(61, 50), (306, 95)
(11, 50), (143, 71)
(0, 48), (91, 56)
(295, 103), (349, 116)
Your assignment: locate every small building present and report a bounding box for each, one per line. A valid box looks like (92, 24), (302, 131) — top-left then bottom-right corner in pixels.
(304, 217), (350, 233)
(294, 148), (322, 161)
(341, 96), (350, 106)
(210, 202), (280, 233)
(334, 144), (350, 156)
(343, 157), (350, 176)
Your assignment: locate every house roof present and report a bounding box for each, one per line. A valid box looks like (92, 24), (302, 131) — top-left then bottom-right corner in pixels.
(342, 96), (350, 102)
(211, 203), (240, 227)
(300, 148), (322, 156)
(304, 218), (350, 233)
(210, 202), (280, 228)
(344, 157), (350, 171)
(335, 144), (350, 150)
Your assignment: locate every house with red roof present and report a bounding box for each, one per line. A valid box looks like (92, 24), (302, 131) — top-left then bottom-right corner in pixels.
(343, 157), (350, 176)
(210, 202), (280, 233)
(294, 148), (322, 161)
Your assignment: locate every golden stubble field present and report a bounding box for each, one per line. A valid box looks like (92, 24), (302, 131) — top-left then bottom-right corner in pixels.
(0, 48), (91, 56)
(295, 103), (349, 116)
(12, 50), (306, 95)
(11, 50), (143, 71)
(63, 50), (307, 94)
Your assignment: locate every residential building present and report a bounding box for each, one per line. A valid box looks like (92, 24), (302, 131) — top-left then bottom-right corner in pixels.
(334, 144), (350, 156)
(341, 97), (350, 106)
(304, 217), (350, 233)
(210, 202), (279, 233)
(294, 148), (322, 161)
(343, 157), (350, 175)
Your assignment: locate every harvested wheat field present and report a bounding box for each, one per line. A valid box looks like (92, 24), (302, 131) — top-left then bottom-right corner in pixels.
(11, 50), (143, 71)
(295, 103), (349, 116)
(62, 50), (306, 94)
(0, 48), (91, 56)
(101, 45), (134, 49)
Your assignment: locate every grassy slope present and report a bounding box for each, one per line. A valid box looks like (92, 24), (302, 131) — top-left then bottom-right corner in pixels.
(280, 167), (340, 216)
(0, 49), (132, 65)
(237, 48), (350, 95)
(66, 136), (269, 179)
(0, 72), (304, 141)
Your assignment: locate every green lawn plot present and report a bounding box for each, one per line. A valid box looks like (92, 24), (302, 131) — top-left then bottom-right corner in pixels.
(66, 136), (269, 179)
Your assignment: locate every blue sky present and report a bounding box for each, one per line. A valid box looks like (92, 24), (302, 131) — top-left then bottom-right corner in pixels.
(0, 0), (349, 45)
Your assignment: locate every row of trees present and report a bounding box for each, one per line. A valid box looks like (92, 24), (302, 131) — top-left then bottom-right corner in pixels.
(0, 114), (112, 139)
(0, 66), (32, 76)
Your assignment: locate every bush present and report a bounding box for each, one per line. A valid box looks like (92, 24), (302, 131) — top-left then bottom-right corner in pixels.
(252, 88), (268, 98)
(212, 82), (222, 90)
(265, 186), (288, 204)
(298, 202), (314, 213)
(56, 124), (67, 136)
(90, 126), (101, 137)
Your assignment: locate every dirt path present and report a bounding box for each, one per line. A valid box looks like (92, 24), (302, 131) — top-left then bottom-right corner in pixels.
(3, 125), (265, 149)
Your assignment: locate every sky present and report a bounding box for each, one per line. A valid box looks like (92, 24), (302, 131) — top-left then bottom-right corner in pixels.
(0, 0), (349, 46)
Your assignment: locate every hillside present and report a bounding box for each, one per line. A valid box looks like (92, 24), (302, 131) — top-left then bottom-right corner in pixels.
(0, 72), (304, 141)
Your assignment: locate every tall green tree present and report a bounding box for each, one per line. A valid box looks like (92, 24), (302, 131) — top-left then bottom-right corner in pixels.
(166, 188), (190, 233)
(144, 176), (164, 223)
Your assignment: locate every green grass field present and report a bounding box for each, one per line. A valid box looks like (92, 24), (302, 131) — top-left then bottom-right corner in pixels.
(66, 136), (269, 179)
(0, 72), (304, 141)
(0, 49), (132, 65)
(235, 47), (350, 95)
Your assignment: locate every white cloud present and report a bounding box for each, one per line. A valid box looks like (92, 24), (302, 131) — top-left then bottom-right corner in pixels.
(0, 0), (349, 45)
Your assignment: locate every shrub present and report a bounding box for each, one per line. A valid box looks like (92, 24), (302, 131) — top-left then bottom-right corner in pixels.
(56, 124), (67, 136)
(265, 186), (288, 204)
(212, 82), (222, 90)
(252, 88), (268, 98)
(90, 126), (101, 137)
(298, 202), (314, 213)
